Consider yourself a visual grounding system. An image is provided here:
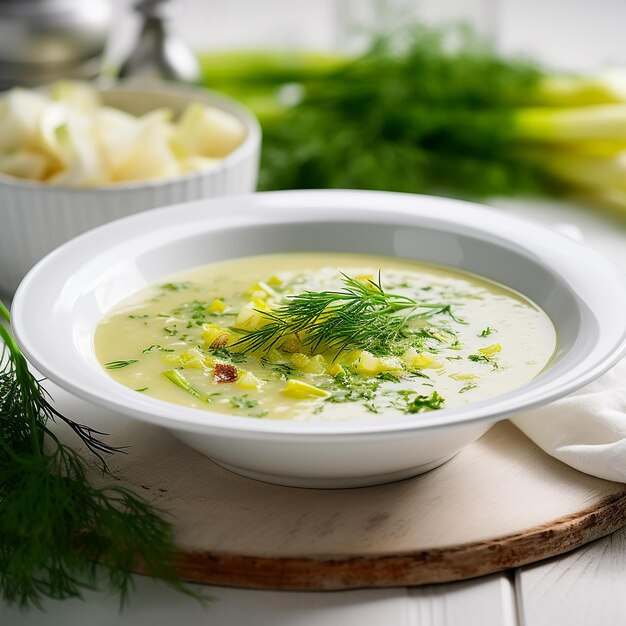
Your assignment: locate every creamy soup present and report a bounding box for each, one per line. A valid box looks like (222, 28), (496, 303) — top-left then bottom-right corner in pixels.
(95, 253), (556, 422)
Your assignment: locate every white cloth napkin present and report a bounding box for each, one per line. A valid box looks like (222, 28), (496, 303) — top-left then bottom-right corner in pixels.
(512, 358), (626, 483)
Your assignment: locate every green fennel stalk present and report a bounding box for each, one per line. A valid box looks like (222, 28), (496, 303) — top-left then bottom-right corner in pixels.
(0, 300), (193, 609)
(202, 26), (548, 198)
(200, 24), (626, 215)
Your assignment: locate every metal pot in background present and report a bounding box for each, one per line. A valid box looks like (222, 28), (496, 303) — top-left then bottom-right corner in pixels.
(118, 0), (200, 83)
(0, 0), (112, 89)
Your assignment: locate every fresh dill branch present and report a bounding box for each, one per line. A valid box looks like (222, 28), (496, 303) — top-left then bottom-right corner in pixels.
(204, 25), (547, 198)
(404, 390), (446, 413)
(233, 273), (460, 357)
(0, 300), (194, 609)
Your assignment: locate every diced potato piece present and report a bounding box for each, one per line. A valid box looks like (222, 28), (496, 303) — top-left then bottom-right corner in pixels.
(177, 101), (246, 159)
(185, 357), (206, 369)
(252, 298), (271, 312)
(290, 352), (327, 374)
(414, 353), (443, 369)
(402, 348), (443, 369)
(281, 334), (303, 353)
(178, 155), (220, 173)
(181, 348), (213, 369)
(249, 289), (268, 301)
(282, 379), (330, 399)
(267, 348), (283, 362)
(208, 299), (227, 313)
(339, 350), (362, 366)
(378, 356), (404, 373)
(246, 282), (278, 300)
(0, 150), (51, 180)
(162, 354), (183, 365)
(355, 274), (375, 283)
(307, 354), (328, 374)
(478, 343), (502, 357)
(356, 351), (380, 376)
(0, 88), (47, 154)
(234, 301), (272, 331)
(246, 284), (265, 300)
(234, 303), (262, 331)
(450, 372), (479, 381)
(326, 362), (344, 377)
(45, 112), (110, 187)
(356, 351), (404, 376)
(237, 370), (263, 390)
(93, 106), (140, 174)
(51, 81), (100, 110)
(202, 323), (233, 347)
(110, 109), (179, 183)
(401, 347), (419, 365)
(291, 352), (310, 370)
(234, 303), (257, 329)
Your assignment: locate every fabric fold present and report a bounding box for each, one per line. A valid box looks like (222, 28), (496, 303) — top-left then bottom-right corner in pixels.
(512, 359), (626, 483)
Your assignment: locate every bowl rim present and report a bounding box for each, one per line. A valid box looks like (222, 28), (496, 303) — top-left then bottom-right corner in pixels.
(11, 189), (626, 439)
(0, 82), (261, 193)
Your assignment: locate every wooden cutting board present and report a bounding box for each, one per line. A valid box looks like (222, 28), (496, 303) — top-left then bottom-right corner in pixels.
(85, 419), (626, 590)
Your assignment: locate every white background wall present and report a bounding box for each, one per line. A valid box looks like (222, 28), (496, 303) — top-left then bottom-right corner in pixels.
(108, 0), (626, 72)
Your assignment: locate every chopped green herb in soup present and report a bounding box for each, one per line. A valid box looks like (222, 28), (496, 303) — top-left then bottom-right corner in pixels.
(95, 254), (556, 422)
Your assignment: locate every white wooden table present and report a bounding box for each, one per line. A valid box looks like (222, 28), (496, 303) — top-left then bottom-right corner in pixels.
(3, 0), (626, 620)
(1, 197), (626, 625)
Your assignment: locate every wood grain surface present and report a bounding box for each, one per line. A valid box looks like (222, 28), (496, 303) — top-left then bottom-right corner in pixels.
(84, 420), (626, 590)
(516, 523), (626, 626)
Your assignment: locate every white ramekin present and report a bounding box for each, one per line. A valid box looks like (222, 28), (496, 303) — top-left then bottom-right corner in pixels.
(0, 84), (261, 296)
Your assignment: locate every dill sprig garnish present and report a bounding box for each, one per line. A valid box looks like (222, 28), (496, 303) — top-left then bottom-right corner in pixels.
(0, 300), (193, 609)
(468, 353), (500, 370)
(233, 273), (461, 357)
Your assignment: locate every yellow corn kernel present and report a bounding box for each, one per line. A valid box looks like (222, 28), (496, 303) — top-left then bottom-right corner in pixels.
(267, 275), (283, 287)
(282, 379), (330, 399)
(478, 343), (502, 357)
(291, 352), (311, 370)
(207, 299), (227, 313)
(357, 351), (380, 376)
(450, 372), (479, 381)
(237, 371), (263, 390)
(326, 362), (344, 377)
